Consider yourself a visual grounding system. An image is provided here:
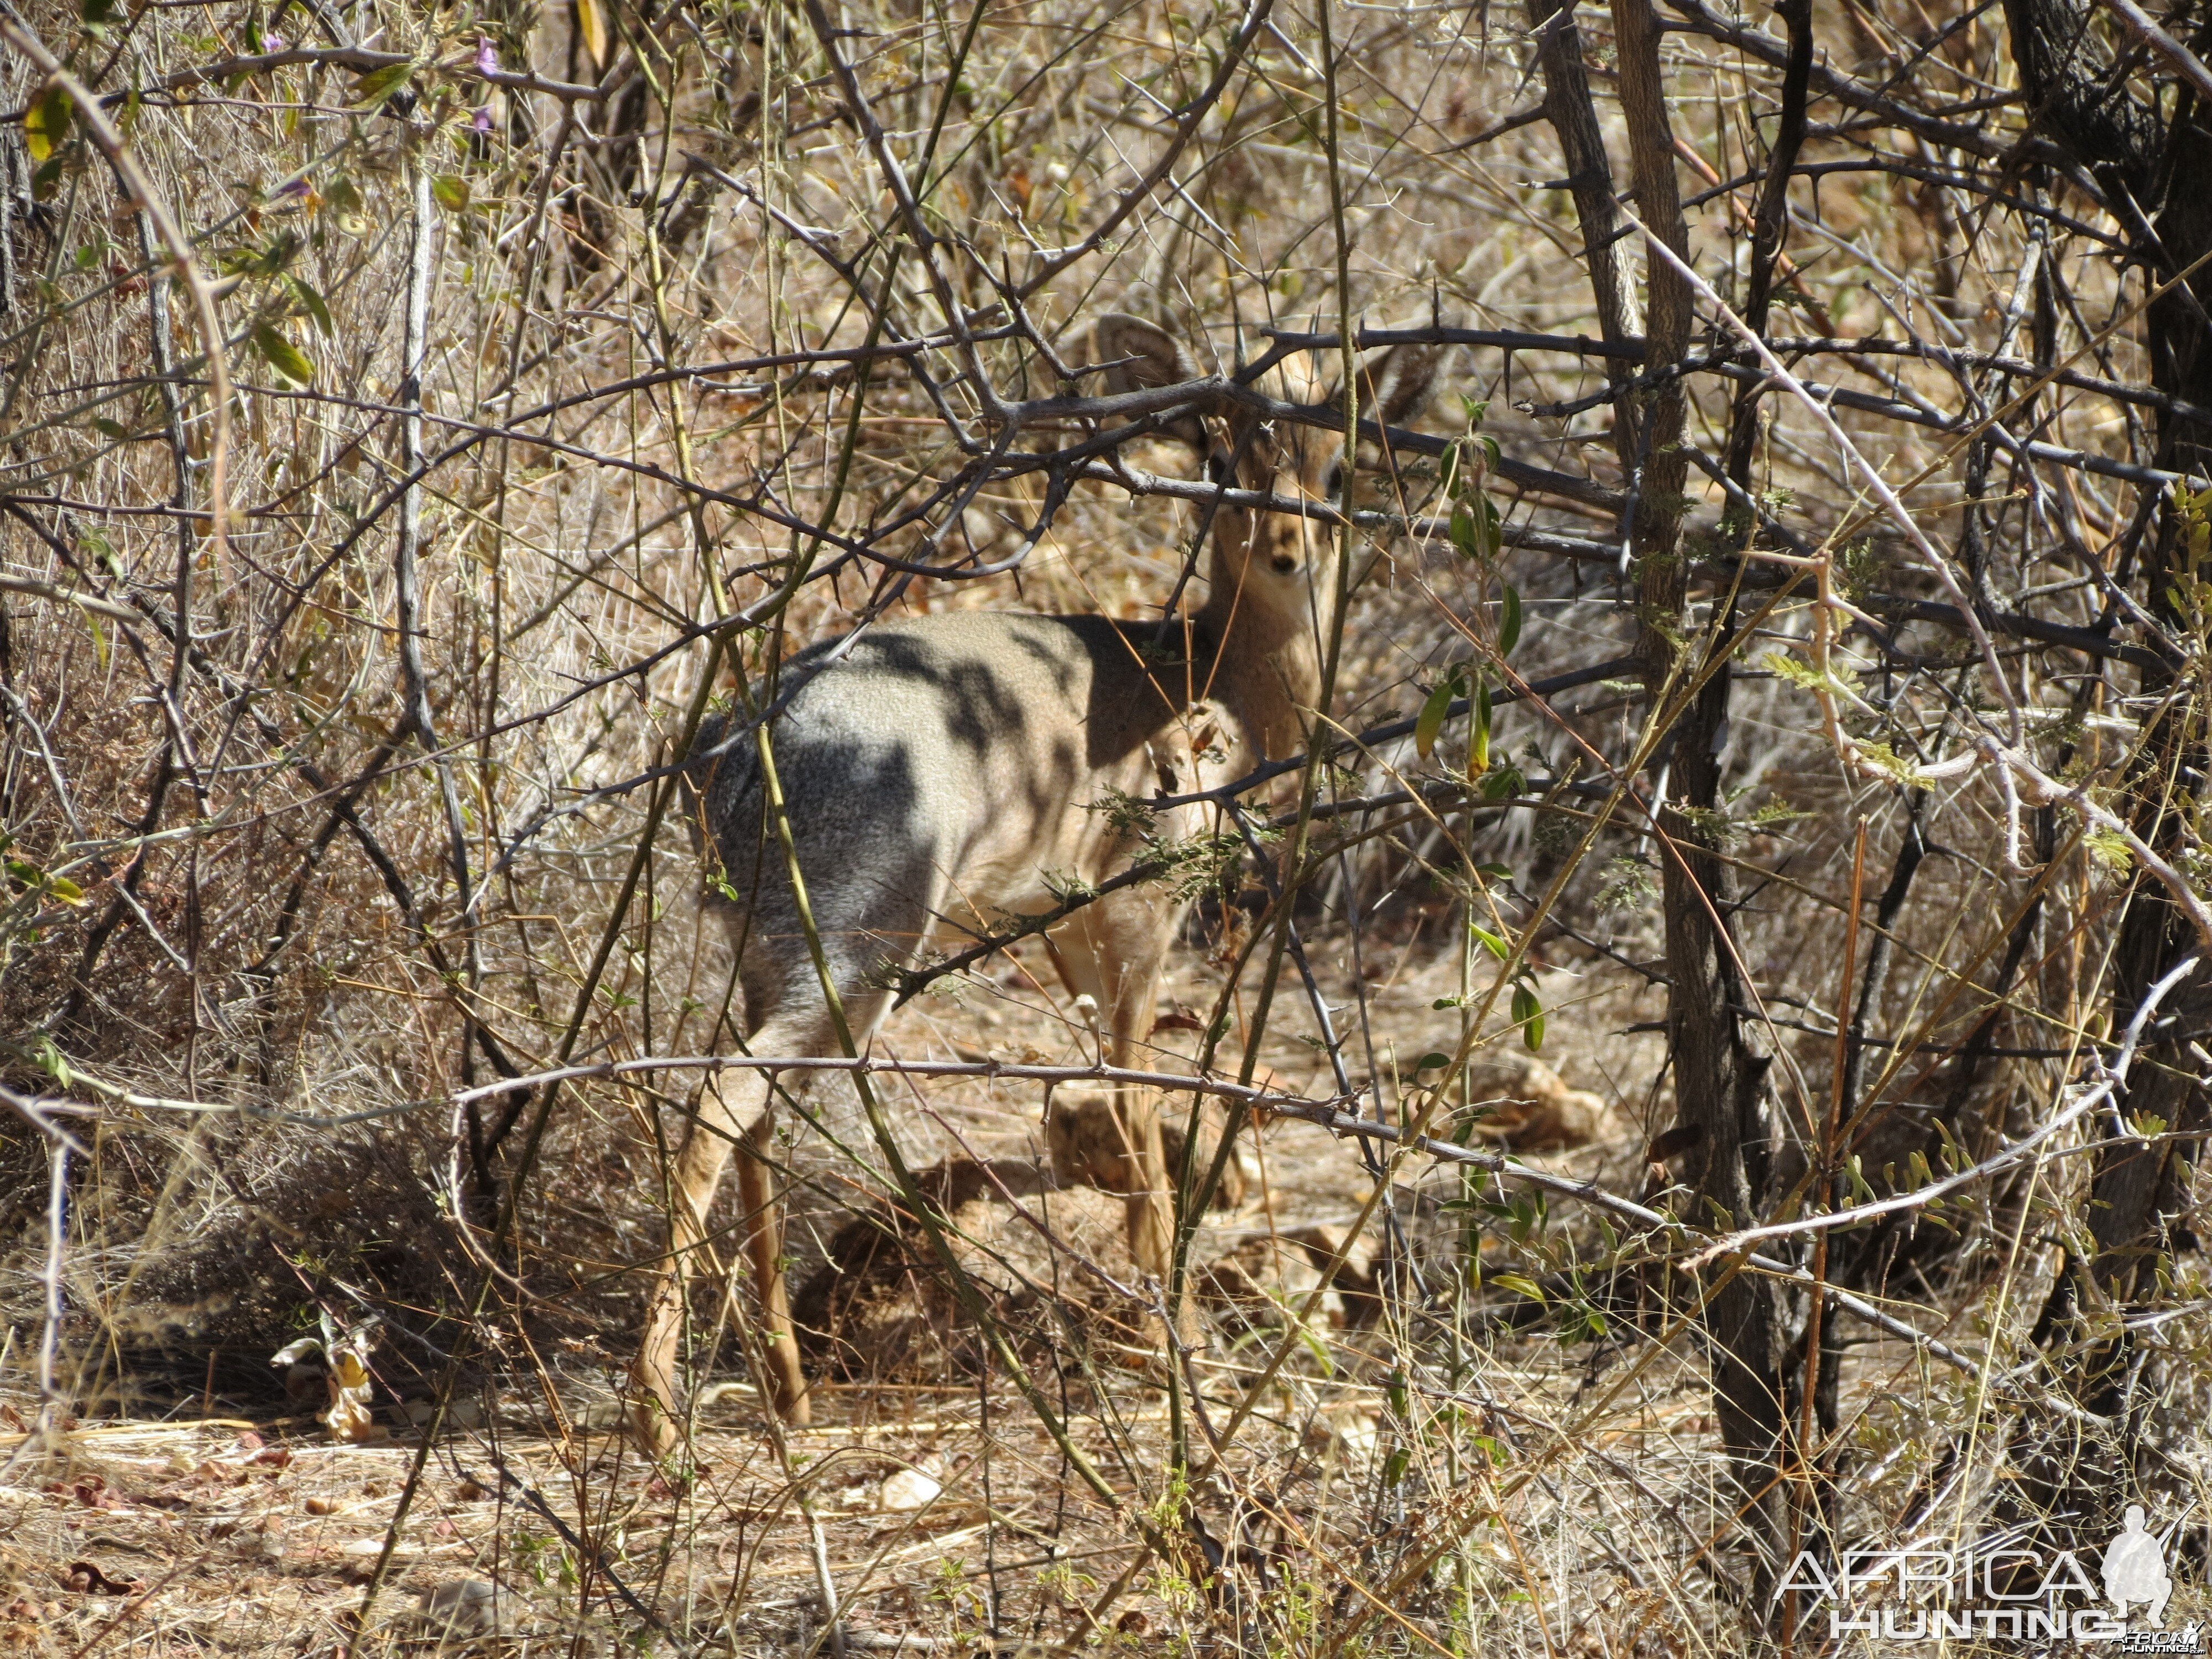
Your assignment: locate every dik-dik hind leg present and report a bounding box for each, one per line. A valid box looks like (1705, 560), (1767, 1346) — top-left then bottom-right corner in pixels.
(632, 1063), (809, 1448)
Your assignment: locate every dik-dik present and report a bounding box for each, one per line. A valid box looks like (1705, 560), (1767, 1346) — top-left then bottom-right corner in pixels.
(631, 315), (1438, 1443)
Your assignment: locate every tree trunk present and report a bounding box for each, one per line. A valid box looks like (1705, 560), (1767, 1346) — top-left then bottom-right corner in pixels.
(2004, 0), (2212, 1519)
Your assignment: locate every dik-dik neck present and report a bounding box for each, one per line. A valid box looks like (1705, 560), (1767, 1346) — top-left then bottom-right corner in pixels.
(1194, 568), (1327, 763)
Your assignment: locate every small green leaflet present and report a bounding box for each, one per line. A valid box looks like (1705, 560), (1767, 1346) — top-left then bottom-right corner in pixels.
(289, 276), (333, 337)
(6, 858), (84, 905)
(1491, 1273), (1546, 1304)
(349, 63), (415, 109)
(1470, 681), (1491, 773)
(253, 321), (315, 385)
(431, 174), (470, 211)
(1449, 489), (1501, 562)
(1469, 921), (1509, 962)
(24, 85), (72, 163)
(1414, 1052), (1453, 1075)
(1415, 669), (1460, 760)
(1512, 982), (1545, 1051)
(1449, 500), (1479, 560)
(29, 1034), (74, 1088)
(1498, 583), (1522, 656)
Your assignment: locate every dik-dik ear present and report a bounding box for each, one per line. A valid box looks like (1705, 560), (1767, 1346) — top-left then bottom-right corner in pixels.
(1363, 341), (1444, 433)
(1091, 312), (1211, 452)
(1352, 340), (1444, 474)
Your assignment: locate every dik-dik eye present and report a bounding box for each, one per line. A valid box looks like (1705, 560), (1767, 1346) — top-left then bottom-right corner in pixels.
(1206, 450), (1234, 487)
(1321, 459), (1346, 501)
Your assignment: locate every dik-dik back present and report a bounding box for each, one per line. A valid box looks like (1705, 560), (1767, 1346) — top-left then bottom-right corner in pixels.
(687, 609), (1230, 1015)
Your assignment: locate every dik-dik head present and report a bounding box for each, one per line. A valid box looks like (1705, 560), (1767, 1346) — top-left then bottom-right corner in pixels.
(1089, 314), (1441, 632)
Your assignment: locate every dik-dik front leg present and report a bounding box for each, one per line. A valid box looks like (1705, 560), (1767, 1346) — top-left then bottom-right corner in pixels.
(1047, 894), (1194, 1337)
(632, 1068), (809, 1449)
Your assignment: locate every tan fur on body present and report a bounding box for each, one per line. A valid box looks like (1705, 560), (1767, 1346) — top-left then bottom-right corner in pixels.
(630, 316), (1439, 1446)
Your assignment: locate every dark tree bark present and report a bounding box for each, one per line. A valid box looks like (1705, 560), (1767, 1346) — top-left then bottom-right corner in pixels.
(1625, 0), (1805, 1618)
(1526, 0), (1642, 486)
(2004, 0), (2212, 1520)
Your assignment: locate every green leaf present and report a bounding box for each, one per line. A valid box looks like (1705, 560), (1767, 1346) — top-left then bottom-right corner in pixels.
(1498, 583), (1522, 657)
(30, 1034), (72, 1089)
(1491, 1273), (1546, 1304)
(1470, 681), (1491, 774)
(1414, 1052), (1453, 1076)
(1415, 675), (1456, 761)
(253, 320), (315, 385)
(1469, 922), (1509, 962)
(1512, 983), (1545, 1051)
(8, 857), (84, 907)
(91, 417), (127, 440)
(348, 62), (415, 110)
(24, 85), (72, 164)
(1448, 500), (1479, 560)
(431, 173), (470, 212)
(289, 276), (334, 337)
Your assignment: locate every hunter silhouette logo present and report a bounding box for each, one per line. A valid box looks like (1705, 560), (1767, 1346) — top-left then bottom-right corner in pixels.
(1777, 1510), (2199, 1647)
(2106, 1507), (2177, 1627)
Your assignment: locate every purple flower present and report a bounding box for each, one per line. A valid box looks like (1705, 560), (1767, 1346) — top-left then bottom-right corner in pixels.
(471, 103), (494, 133)
(273, 176), (311, 202)
(476, 35), (498, 75)
(265, 32), (286, 52)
